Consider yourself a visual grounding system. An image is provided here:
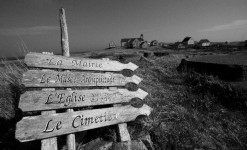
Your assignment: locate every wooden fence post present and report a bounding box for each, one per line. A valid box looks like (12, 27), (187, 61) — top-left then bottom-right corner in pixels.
(60, 8), (75, 150)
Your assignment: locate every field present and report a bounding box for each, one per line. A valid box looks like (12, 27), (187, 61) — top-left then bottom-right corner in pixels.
(1, 47), (247, 150)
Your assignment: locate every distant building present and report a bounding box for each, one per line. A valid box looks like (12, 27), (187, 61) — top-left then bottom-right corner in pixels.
(173, 42), (185, 49)
(150, 40), (158, 46)
(178, 43), (185, 49)
(158, 42), (169, 48)
(120, 34), (144, 48)
(140, 41), (148, 49)
(198, 39), (210, 47)
(158, 42), (164, 47)
(182, 36), (195, 45)
(140, 34), (144, 41)
(109, 41), (116, 49)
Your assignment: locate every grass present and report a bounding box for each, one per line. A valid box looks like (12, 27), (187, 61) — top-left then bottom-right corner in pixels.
(130, 54), (247, 150)
(0, 58), (27, 120)
(0, 50), (247, 150)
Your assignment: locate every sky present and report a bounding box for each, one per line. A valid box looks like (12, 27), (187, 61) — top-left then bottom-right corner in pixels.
(0, 0), (247, 57)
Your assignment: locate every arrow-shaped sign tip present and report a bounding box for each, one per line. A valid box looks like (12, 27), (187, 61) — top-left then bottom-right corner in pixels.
(139, 104), (152, 116)
(132, 75), (143, 85)
(137, 89), (148, 99)
(127, 62), (139, 71)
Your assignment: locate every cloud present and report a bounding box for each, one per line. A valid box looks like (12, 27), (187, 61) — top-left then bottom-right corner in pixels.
(201, 20), (247, 32)
(0, 26), (59, 36)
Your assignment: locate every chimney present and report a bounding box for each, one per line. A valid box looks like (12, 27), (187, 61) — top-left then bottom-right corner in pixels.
(140, 34), (144, 40)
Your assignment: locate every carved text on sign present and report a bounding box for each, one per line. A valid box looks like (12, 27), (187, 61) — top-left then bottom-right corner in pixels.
(45, 91), (85, 106)
(15, 105), (152, 142)
(25, 52), (138, 71)
(42, 112), (118, 133)
(23, 70), (142, 87)
(40, 73), (116, 84)
(46, 57), (103, 69)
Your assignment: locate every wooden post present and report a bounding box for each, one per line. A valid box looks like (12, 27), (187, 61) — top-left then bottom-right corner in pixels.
(59, 7), (70, 57)
(41, 89), (57, 150)
(110, 87), (131, 142)
(59, 8), (75, 150)
(41, 111), (57, 150)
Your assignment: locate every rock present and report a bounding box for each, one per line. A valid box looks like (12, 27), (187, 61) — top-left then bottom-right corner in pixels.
(129, 129), (154, 150)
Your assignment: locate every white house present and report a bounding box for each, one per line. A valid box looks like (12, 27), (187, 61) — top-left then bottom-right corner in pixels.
(198, 39), (210, 47)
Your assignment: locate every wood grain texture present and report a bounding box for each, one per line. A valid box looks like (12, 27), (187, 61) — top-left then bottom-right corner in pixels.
(41, 89), (58, 150)
(66, 109), (76, 150)
(117, 121), (131, 142)
(59, 8), (70, 57)
(25, 52), (138, 71)
(15, 104), (152, 142)
(59, 7), (75, 149)
(41, 111), (58, 150)
(19, 89), (148, 111)
(114, 102), (131, 142)
(22, 70), (142, 87)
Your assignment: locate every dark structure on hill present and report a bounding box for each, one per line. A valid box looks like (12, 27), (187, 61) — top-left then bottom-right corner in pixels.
(178, 54), (247, 81)
(172, 42), (185, 49)
(182, 36), (195, 45)
(121, 34), (144, 48)
(150, 40), (158, 46)
(108, 41), (116, 49)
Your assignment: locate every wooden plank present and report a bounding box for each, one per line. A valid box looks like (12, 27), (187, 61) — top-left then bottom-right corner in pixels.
(19, 88), (148, 112)
(117, 123), (131, 141)
(66, 109), (75, 150)
(22, 70), (142, 87)
(25, 52), (138, 71)
(15, 104), (152, 142)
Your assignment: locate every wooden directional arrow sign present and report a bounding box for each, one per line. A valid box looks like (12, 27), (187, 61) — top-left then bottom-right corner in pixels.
(22, 70), (142, 87)
(25, 52), (138, 71)
(19, 89), (148, 112)
(15, 104), (152, 142)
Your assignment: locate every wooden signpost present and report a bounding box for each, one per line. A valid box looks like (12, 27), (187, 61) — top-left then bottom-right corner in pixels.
(16, 52), (151, 149)
(15, 8), (151, 150)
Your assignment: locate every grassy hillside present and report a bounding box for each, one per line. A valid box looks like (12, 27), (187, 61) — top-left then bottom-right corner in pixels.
(1, 50), (247, 150)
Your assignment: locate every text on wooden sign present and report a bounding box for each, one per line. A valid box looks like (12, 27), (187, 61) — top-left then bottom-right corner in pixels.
(19, 89), (148, 111)
(25, 52), (138, 71)
(15, 104), (152, 142)
(22, 70), (142, 87)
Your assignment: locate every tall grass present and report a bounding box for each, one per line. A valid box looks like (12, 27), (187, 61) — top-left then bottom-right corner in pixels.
(0, 42), (28, 149)
(131, 54), (247, 150)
